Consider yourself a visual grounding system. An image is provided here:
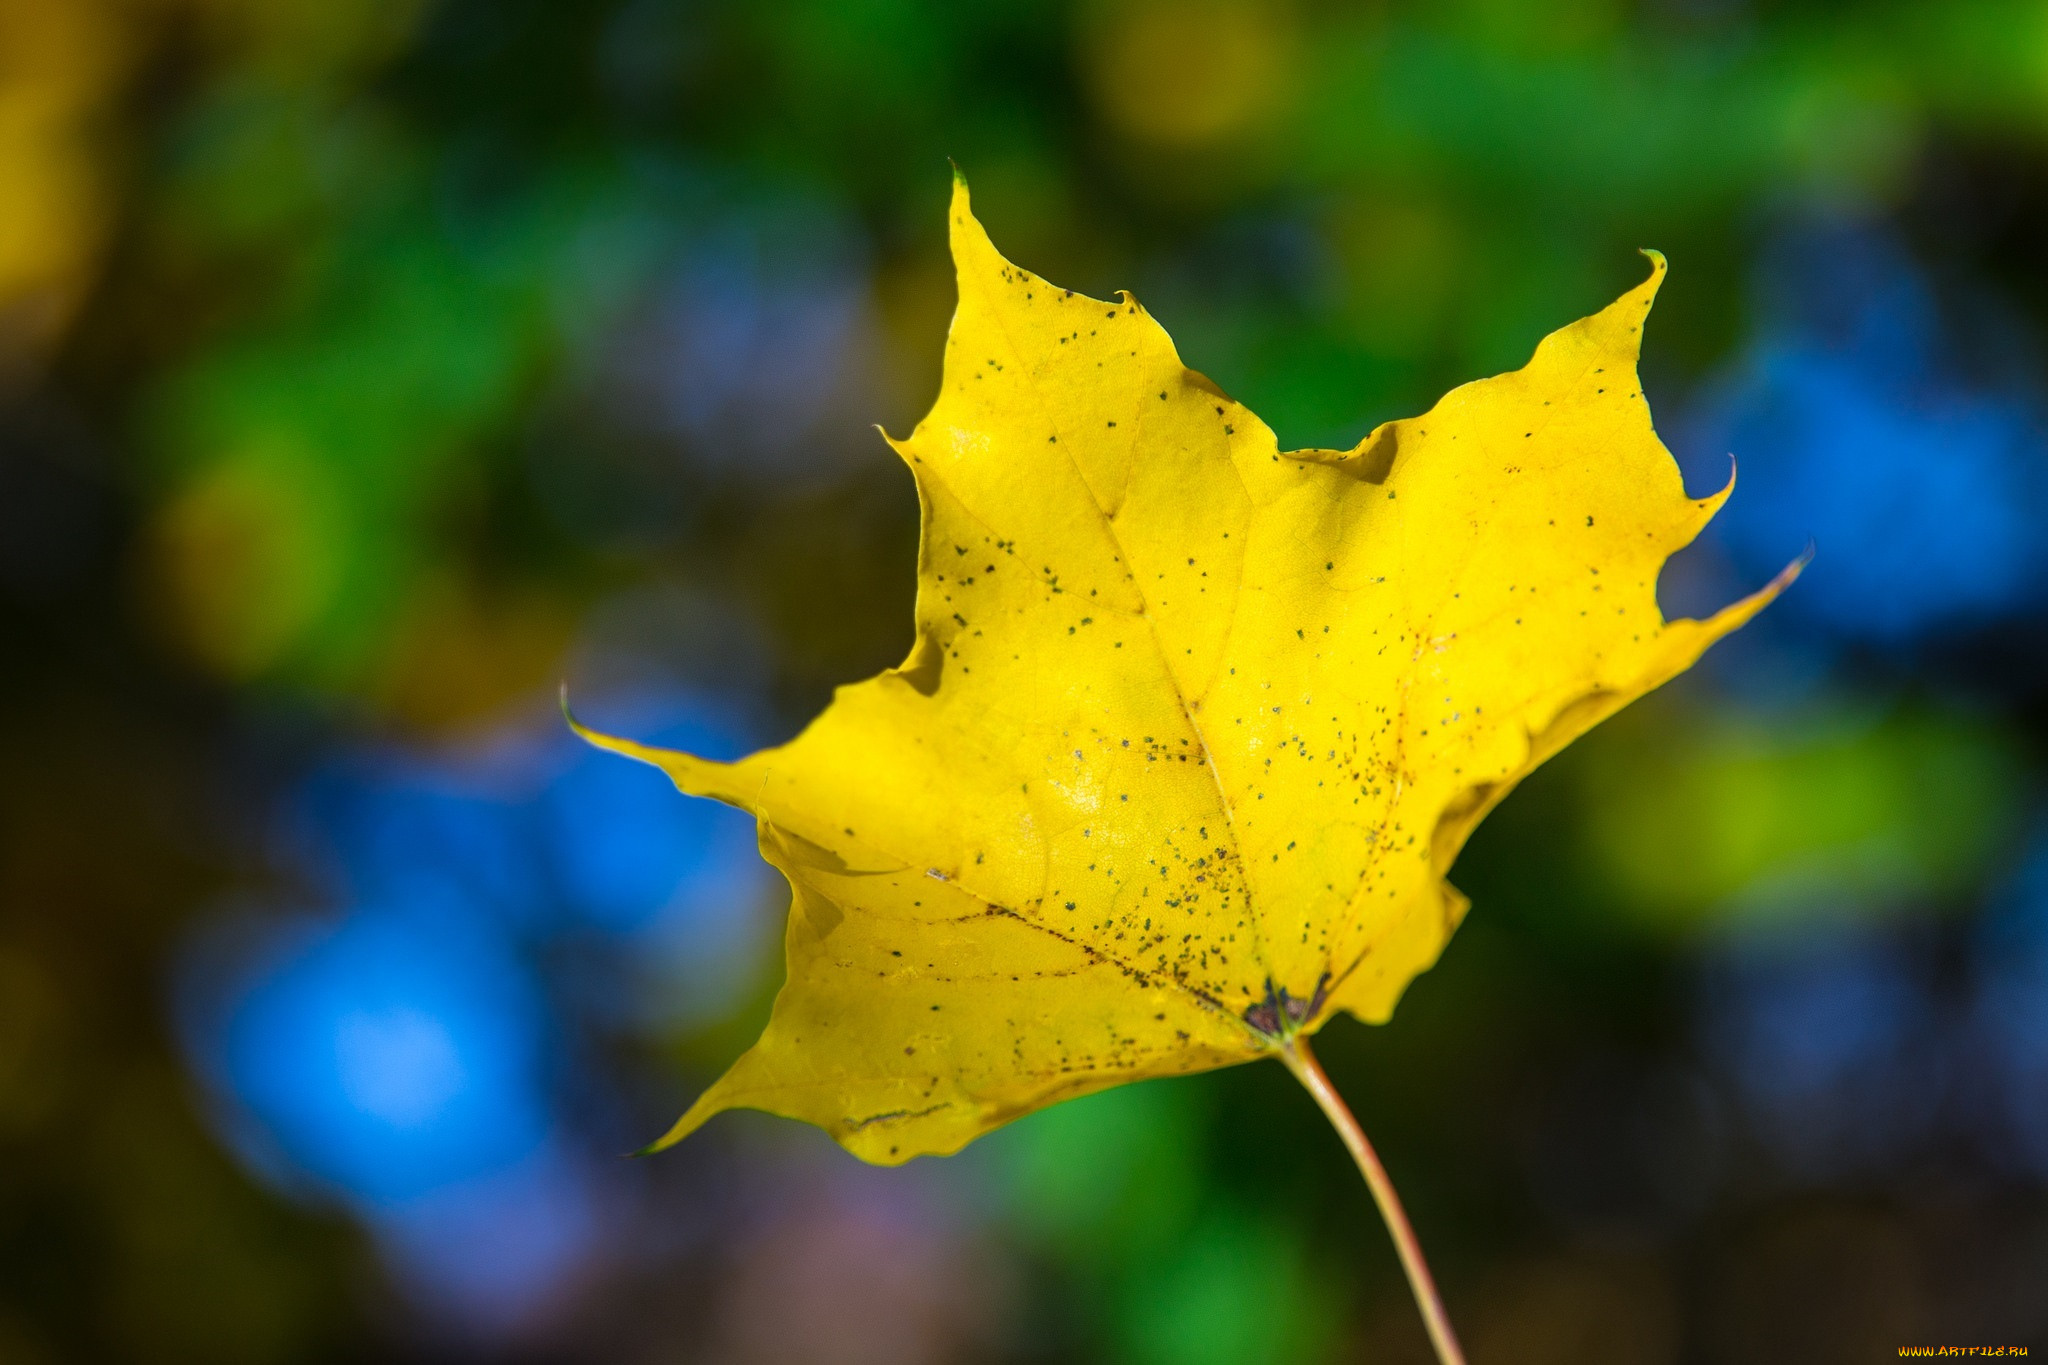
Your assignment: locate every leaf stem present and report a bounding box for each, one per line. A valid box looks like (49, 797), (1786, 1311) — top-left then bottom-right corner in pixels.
(1279, 1035), (1466, 1365)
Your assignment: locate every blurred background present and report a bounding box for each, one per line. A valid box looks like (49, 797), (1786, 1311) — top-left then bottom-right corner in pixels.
(4, 0), (2048, 1361)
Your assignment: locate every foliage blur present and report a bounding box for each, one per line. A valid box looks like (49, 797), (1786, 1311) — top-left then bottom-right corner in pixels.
(6, 1), (2048, 1360)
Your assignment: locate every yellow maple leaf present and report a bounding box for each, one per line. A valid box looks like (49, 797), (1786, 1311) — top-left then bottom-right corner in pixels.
(574, 176), (1793, 1169)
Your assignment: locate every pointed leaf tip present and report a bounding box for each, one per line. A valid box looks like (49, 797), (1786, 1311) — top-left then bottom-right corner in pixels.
(634, 1102), (710, 1157)
(1635, 250), (1667, 304)
(559, 684), (604, 750)
(1782, 540), (1815, 585)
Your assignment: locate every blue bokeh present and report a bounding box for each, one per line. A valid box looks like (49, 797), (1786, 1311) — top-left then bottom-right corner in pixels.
(540, 704), (763, 935)
(177, 688), (773, 1321)
(215, 903), (551, 1204)
(293, 758), (551, 936)
(1684, 223), (2048, 644)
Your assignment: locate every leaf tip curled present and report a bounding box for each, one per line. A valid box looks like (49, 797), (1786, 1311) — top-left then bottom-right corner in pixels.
(1628, 248), (1667, 313)
(1633, 250), (1669, 317)
(1533, 249), (1668, 380)
(559, 683), (595, 744)
(1681, 455), (1741, 535)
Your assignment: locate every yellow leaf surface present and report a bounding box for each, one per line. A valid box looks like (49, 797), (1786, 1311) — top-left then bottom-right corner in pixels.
(574, 176), (1794, 1165)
